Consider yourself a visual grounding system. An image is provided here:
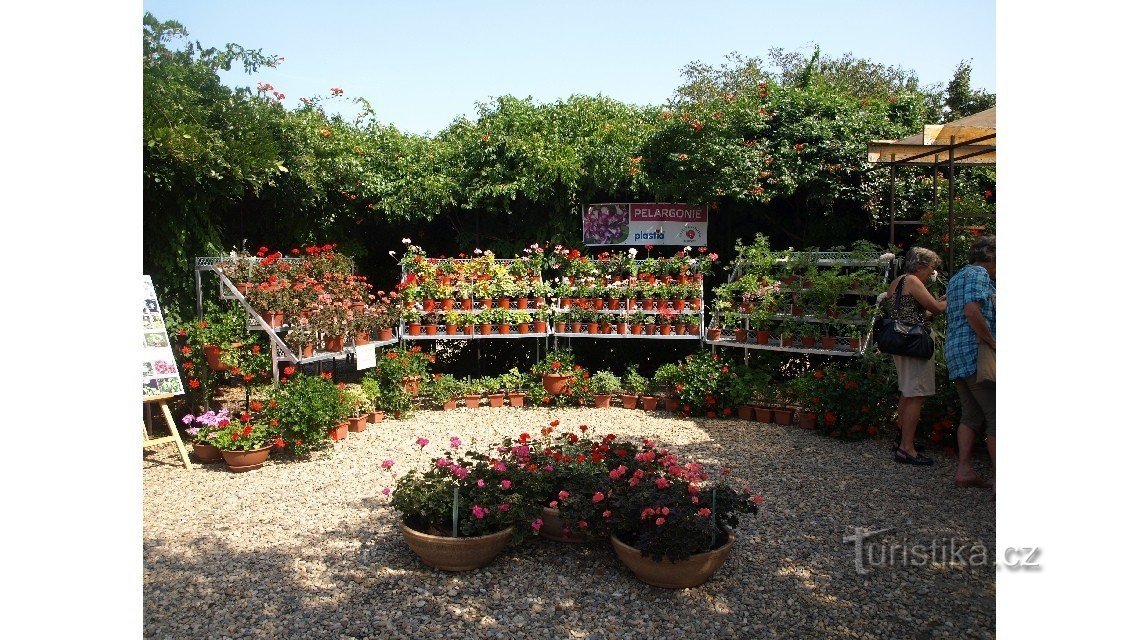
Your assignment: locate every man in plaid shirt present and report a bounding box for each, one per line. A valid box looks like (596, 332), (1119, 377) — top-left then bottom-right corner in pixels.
(944, 236), (996, 489)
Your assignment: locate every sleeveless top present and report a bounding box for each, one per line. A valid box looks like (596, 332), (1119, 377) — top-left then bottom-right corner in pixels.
(888, 275), (930, 328)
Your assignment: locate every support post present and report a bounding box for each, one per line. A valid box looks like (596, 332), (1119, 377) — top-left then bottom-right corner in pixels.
(888, 160), (897, 245)
(948, 136), (957, 275)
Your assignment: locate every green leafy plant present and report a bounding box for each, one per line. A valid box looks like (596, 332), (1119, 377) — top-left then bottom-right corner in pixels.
(590, 370), (621, 396)
(622, 367), (649, 395)
(265, 372), (348, 456)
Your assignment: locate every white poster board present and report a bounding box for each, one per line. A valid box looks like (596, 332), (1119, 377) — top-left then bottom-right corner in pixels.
(583, 202), (709, 246)
(142, 276), (185, 399)
(356, 343), (377, 370)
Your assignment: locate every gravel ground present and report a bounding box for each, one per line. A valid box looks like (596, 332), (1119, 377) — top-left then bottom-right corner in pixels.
(144, 407), (995, 639)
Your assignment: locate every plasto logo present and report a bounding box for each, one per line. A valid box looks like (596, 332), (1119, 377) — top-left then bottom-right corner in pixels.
(633, 230), (665, 241)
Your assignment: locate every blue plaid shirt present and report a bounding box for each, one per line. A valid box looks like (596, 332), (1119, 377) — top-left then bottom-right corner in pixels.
(945, 264), (995, 380)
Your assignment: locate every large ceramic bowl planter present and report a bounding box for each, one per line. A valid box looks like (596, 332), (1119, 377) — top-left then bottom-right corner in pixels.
(221, 446), (271, 472)
(398, 521), (514, 571)
(542, 374), (571, 395)
(192, 442), (223, 464)
(610, 529), (737, 589)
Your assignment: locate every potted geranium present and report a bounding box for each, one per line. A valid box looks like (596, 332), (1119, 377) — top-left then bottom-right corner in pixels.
(500, 368), (528, 407)
(604, 448), (761, 588)
(426, 374), (463, 410)
(533, 348), (575, 395)
(620, 367), (648, 409)
(264, 371), (349, 456)
(391, 442), (543, 571)
(180, 408), (232, 463)
(215, 414), (272, 472)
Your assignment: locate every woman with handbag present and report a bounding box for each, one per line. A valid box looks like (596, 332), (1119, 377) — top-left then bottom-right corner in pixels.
(884, 247), (946, 465)
(945, 236), (996, 489)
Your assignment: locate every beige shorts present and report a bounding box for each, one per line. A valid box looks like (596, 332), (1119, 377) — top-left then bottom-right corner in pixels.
(893, 354), (935, 397)
(955, 375), (996, 436)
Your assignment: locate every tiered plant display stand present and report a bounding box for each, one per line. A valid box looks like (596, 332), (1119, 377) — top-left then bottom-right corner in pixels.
(552, 259), (704, 347)
(398, 258), (551, 343)
(195, 257), (398, 382)
(706, 251), (890, 358)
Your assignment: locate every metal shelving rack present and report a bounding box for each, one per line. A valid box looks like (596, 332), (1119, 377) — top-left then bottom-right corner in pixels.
(705, 252), (889, 358)
(194, 257), (398, 382)
(551, 259), (704, 347)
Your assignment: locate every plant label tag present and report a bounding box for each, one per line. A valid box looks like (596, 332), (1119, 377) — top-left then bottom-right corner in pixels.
(356, 344), (377, 370)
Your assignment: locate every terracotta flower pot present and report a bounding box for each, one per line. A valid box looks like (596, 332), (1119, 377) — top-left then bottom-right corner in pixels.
(487, 393), (505, 408)
(497, 298), (512, 309)
(738, 405), (755, 421)
(664, 397), (680, 413)
(773, 408), (794, 426)
(801, 336), (816, 348)
(424, 324), (438, 336)
(849, 337), (862, 351)
(300, 343), (315, 358)
(821, 336), (836, 350)
(192, 442), (223, 464)
(441, 298), (455, 311)
(221, 446), (271, 472)
(203, 344), (227, 371)
(423, 299), (437, 313)
(442, 398), (458, 410)
(706, 328), (722, 341)
(518, 297), (531, 309)
(554, 322), (567, 333)
(324, 334), (344, 352)
(460, 298), (473, 311)
(407, 323), (422, 337)
(641, 396), (659, 411)
(399, 520), (514, 572)
(620, 394), (639, 409)
(368, 411), (385, 423)
(355, 330), (371, 345)
(379, 327), (394, 342)
(799, 411), (818, 430)
(570, 322), (583, 334)
(672, 298), (685, 311)
(445, 324), (458, 335)
(401, 376), (421, 396)
(348, 415), (367, 432)
(507, 392), (526, 408)
(594, 394), (612, 408)
(610, 529), (736, 589)
(497, 323), (511, 334)
(587, 322), (599, 334)
(754, 330), (770, 345)
(534, 321), (547, 334)
(752, 406), (774, 423)
(734, 328), (749, 343)
(538, 506), (588, 543)
(329, 422), (348, 441)
(659, 324), (673, 336)
(463, 394), (482, 409)
(478, 323), (492, 335)
(542, 374), (571, 395)
(615, 322), (628, 335)
(607, 298), (620, 310)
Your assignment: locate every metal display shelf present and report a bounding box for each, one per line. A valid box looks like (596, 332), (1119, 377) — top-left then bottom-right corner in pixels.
(195, 257), (390, 382)
(705, 336), (867, 357)
(402, 333), (551, 340)
(552, 305), (703, 315)
(553, 332), (700, 340)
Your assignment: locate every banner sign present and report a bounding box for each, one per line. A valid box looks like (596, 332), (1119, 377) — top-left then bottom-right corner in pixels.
(143, 276), (185, 399)
(583, 202), (708, 246)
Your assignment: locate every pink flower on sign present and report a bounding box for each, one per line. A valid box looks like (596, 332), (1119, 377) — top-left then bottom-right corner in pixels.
(450, 436), (462, 449)
(500, 480), (512, 489)
(531, 518), (544, 531)
(380, 459), (394, 470)
(415, 437), (429, 448)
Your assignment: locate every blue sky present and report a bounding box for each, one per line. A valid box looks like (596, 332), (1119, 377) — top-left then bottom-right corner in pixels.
(142, 0), (994, 135)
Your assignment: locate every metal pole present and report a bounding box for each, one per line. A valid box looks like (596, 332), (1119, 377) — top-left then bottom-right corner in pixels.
(947, 136), (956, 274)
(194, 267), (203, 321)
(888, 160), (897, 245)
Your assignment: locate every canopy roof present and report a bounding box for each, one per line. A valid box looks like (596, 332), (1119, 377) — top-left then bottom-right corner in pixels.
(867, 106), (995, 167)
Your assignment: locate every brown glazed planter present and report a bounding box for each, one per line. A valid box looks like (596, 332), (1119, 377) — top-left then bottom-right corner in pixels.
(593, 394), (612, 408)
(506, 392), (526, 408)
(192, 442), (223, 464)
(620, 394), (639, 409)
(348, 415), (368, 432)
(641, 396), (659, 411)
(221, 446), (271, 473)
(610, 529), (736, 589)
(487, 393), (505, 408)
(538, 506), (589, 543)
(399, 520), (514, 572)
(463, 394), (482, 409)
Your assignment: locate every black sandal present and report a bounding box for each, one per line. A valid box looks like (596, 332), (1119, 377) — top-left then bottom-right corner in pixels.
(894, 433), (926, 453)
(894, 449), (933, 466)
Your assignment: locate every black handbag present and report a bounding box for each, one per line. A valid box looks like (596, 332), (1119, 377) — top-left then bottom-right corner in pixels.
(874, 276), (935, 359)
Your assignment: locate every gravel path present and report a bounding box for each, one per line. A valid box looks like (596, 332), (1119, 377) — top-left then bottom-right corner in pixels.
(144, 407), (995, 639)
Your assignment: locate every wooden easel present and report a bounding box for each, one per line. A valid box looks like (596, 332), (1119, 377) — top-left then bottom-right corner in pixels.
(143, 393), (192, 469)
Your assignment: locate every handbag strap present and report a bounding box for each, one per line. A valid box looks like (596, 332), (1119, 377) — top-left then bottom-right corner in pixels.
(893, 275), (907, 315)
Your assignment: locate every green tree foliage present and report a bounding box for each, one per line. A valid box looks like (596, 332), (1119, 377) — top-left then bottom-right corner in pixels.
(143, 16), (992, 318)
